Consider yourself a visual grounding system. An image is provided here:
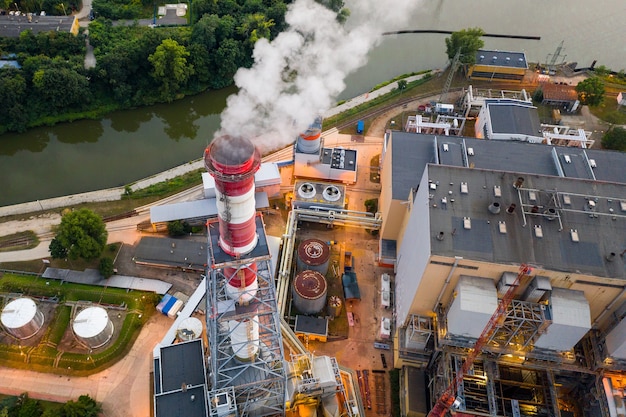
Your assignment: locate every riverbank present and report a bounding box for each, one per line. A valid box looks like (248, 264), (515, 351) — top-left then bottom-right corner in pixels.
(0, 71), (435, 219)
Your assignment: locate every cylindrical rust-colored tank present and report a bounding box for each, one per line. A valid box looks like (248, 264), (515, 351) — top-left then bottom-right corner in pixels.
(292, 270), (328, 315)
(297, 238), (330, 275)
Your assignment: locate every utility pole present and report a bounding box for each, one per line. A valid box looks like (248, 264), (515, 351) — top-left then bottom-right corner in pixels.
(546, 40), (566, 73)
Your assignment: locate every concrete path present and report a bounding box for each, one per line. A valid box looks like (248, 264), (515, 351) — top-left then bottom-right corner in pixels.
(323, 71), (437, 119)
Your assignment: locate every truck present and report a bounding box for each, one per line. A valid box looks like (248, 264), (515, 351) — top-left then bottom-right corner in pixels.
(342, 270), (361, 300)
(434, 103), (454, 114)
(356, 120), (364, 134)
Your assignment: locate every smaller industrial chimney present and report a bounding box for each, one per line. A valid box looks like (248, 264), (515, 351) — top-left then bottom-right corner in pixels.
(296, 116), (323, 155)
(488, 202), (501, 214)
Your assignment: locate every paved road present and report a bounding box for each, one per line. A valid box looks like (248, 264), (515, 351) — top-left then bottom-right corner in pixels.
(0, 313), (172, 417)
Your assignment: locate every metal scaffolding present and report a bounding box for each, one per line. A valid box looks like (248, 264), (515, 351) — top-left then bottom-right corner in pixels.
(206, 226), (286, 417)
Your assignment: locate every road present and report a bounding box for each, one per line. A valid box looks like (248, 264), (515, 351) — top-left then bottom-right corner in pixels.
(0, 312), (172, 417)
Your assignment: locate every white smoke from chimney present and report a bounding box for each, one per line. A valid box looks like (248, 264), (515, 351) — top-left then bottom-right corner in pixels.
(216, 0), (421, 153)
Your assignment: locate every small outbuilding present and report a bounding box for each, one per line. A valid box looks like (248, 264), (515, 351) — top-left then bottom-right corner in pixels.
(541, 83), (580, 113)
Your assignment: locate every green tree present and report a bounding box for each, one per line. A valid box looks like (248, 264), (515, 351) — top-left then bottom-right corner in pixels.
(445, 27), (485, 65)
(601, 126), (626, 151)
(0, 69), (28, 133)
(99, 257), (115, 278)
(61, 395), (101, 417)
(31, 66), (91, 112)
(49, 237), (68, 259)
(148, 39), (194, 101)
(238, 13), (274, 47)
(210, 38), (244, 89)
(17, 395), (42, 417)
(168, 220), (191, 236)
(397, 79), (407, 92)
(576, 76), (605, 106)
(50, 208), (108, 260)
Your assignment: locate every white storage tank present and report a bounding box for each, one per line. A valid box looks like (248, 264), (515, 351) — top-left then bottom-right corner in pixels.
(292, 270), (328, 315)
(604, 317), (626, 360)
(447, 276), (498, 339)
(534, 288), (590, 351)
(177, 317), (204, 341)
(1, 298), (44, 339)
(72, 306), (114, 349)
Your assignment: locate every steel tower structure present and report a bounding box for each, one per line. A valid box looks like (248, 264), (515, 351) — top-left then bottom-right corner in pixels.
(204, 135), (286, 417)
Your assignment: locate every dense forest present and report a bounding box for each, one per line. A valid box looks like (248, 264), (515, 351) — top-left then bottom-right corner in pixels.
(0, 0), (347, 134)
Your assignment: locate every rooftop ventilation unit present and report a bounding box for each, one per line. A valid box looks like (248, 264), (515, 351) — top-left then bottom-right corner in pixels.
(564, 155), (571, 164)
(522, 275), (552, 303)
(467, 147), (474, 156)
(589, 159), (597, 168)
(463, 217), (471, 229)
(570, 229), (579, 242)
(534, 224), (543, 238)
(292, 180), (346, 210)
(497, 272), (518, 297)
(460, 182), (468, 194)
(298, 182), (316, 199)
(494, 185), (501, 197)
(322, 185), (342, 202)
(498, 221), (507, 234)
(563, 194), (571, 205)
(443, 144), (449, 152)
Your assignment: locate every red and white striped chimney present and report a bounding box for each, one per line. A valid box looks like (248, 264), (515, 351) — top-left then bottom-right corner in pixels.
(204, 135), (261, 257)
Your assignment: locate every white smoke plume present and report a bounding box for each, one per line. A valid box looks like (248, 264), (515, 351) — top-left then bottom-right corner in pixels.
(216, 0), (421, 152)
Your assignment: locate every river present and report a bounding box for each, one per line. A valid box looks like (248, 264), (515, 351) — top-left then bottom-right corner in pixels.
(1, 0), (625, 207)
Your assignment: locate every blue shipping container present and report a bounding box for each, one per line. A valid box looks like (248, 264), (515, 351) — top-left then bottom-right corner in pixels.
(156, 294), (172, 313)
(356, 120), (364, 134)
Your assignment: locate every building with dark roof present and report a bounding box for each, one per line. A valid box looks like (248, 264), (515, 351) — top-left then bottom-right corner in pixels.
(474, 99), (543, 142)
(467, 49), (528, 83)
(0, 14), (79, 37)
(153, 339), (209, 417)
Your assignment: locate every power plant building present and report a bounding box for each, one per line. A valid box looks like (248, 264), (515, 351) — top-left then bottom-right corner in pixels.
(467, 49), (528, 83)
(380, 130), (626, 416)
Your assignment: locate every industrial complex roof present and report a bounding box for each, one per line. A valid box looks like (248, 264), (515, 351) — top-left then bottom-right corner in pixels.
(485, 100), (542, 137)
(150, 192), (269, 223)
(389, 132), (626, 202)
(0, 14), (76, 37)
(154, 339), (208, 417)
(424, 164), (626, 279)
(475, 49), (528, 69)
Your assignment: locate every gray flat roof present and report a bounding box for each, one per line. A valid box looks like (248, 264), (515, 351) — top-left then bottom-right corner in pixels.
(159, 339), (206, 392)
(0, 15), (76, 37)
(295, 315), (328, 336)
(425, 164), (626, 279)
(391, 134), (436, 200)
(134, 236), (208, 271)
(389, 132), (626, 203)
(150, 193), (269, 223)
(41, 268), (172, 294)
(475, 49), (528, 69)
(487, 101), (541, 137)
(155, 339), (208, 417)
